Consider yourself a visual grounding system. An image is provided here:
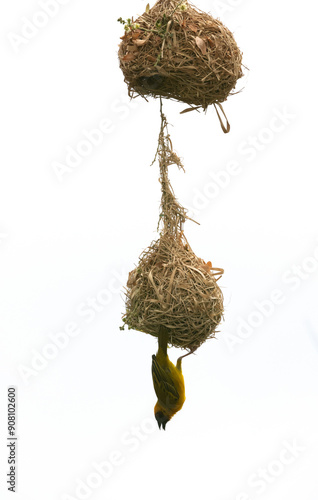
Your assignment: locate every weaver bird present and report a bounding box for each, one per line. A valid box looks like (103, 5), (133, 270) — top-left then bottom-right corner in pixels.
(152, 326), (192, 430)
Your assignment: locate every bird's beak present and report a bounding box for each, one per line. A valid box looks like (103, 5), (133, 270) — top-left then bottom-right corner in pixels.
(155, 410), (168, 430)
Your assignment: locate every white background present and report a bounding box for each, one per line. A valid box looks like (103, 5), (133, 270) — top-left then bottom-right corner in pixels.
(1, 0), (318, 499)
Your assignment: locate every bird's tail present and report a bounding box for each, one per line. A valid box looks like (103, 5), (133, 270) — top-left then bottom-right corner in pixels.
(158, 325), (169, 356)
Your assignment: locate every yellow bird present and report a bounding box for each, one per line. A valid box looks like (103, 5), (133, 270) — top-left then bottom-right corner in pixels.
(152, 326), (192, 430)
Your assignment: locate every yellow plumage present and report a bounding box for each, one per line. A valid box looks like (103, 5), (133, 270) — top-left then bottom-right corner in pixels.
(152, 326), (189, 430)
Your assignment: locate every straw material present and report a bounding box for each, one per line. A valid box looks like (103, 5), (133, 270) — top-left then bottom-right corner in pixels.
(118, 0), (243, 110)
(122, 103), (224, 351)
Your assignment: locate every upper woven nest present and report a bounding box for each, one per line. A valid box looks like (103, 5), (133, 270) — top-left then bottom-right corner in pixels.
(118, 0), (243, 110)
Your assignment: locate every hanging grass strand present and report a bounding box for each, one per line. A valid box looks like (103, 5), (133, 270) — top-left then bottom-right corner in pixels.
(155, 99), (188, 237)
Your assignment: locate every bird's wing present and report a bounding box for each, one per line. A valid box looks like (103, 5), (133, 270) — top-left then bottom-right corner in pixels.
(152, 354), (180, 405)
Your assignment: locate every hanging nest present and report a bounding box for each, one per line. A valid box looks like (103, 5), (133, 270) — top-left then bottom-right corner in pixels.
(118, 0), (243, 111)
(123, 232), (224, 351)
(122, 103), (224, 352)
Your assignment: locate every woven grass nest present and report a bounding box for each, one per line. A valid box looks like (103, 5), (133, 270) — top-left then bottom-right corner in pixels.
(122, 104), (224, 352)
(118, 0), (243, 111)
(123, 233), (224, 351)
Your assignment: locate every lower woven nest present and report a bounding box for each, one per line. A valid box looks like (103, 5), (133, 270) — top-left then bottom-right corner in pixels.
(122, 103), (224, 352)
(124, 233), (223, 351)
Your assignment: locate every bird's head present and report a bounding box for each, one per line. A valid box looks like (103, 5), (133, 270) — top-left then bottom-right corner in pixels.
(155, 410), (170, 430)
(154, 403), (171, 430)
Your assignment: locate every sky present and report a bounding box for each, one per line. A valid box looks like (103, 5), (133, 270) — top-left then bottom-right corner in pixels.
(0, 0), (318, 499)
